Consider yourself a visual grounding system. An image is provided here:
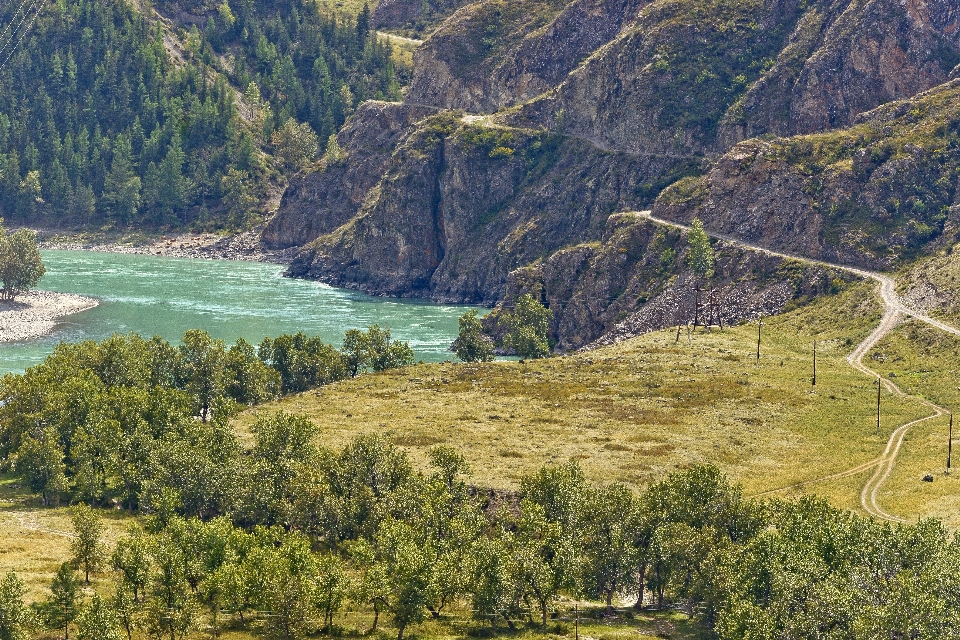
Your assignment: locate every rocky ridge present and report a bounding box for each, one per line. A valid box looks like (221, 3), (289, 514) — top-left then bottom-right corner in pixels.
(265, 0), (960, 348)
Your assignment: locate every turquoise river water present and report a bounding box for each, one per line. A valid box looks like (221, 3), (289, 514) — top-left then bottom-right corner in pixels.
(0, 250), (483, 374)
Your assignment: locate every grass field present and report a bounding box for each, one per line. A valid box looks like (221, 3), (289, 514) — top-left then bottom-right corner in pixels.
(233, 282), (944, 525)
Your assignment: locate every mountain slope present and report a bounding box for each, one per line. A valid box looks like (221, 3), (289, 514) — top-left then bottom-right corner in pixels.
(267, 0), (960, 347)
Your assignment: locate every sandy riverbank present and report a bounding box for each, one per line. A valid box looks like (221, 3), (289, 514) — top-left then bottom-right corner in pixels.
(0, 291), (99, 343)
(38, 227), (297, 264)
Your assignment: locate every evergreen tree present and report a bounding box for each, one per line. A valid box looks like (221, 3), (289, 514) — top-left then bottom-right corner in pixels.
(46, 563), (82, 640)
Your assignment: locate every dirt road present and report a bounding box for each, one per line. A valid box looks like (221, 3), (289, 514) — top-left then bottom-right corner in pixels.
(633, 210), (958, 521)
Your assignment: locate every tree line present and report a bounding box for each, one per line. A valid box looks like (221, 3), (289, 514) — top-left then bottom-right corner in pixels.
(0, 326), (413, 508)
(1, 447), (958, 640)
(0, 0), (399, 228)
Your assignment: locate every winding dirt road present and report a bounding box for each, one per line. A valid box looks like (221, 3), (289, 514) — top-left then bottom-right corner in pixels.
(632, 210), (959, 521)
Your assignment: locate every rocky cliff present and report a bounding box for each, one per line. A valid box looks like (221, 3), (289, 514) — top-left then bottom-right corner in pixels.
(266, 0), (960, 348)
(653, 80), (960, 270)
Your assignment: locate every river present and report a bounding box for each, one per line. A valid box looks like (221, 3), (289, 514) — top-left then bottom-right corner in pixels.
(0, 250), (483, 374)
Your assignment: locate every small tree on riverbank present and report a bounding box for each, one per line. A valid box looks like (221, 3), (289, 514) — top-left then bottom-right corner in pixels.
(0, 221), (45, 300)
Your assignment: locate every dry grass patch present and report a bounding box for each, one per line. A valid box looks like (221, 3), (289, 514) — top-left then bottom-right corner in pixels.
(234, 283), (946, 521)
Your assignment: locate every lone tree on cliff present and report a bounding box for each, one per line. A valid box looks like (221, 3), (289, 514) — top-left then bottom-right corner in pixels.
(0, 221), (45, 301)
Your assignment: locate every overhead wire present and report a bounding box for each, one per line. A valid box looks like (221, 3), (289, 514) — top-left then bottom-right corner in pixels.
(0, 0), (33, 59)
(0, 0), (44, 75)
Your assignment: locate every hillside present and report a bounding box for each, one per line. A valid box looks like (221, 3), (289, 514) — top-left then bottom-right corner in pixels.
(0, 0), (400, 229)
(266, 0), (960, 348)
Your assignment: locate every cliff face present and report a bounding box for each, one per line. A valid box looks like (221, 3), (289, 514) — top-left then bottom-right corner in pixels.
(654, 81), (960, 270)
(266, 0), (960, 348)
(288, 116), (686, 301)
(262, 102), (437, 249)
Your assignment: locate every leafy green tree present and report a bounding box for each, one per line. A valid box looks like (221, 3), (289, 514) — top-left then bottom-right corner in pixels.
(113, 528), (152, 603)
(13, 429), (68, 506)
(314, 553), (349, 633)
(374, 520), (433, 640)
(177, 330), (227, 422)
(470, 534), (518, 631)
(271, 118), (319, 171)
(509, 500), (574, 624)
(454, 310), (494, 362)
(342, 325), (414, 376)
(581, 483), (641, 609)
(75, 593), (123, 640)
(257, 333), (347, 393)
(71, 504), (106, 583)
(45, 563), (82, 640)
(225, 338), (281, 405)
(0, 225), (45, 300)
(502, 294), (552, 359)
(686, 218), (715, 280)
(323, 134), (343, 165)
(102, 136), (141, 224)
(686, 218), (715, 327)
(145, 535), (199, 640)
(220, 168), (257, 229)
(0, 572), (33, 640)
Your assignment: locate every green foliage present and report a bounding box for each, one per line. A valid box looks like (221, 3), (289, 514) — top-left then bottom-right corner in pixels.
(501, 293), (552, 359)
(271, 118), (320, 171)
(0, 572), (32, 640)
(454, 309), (494, 362)
(71, 503), (106, 583)
(686, 217), (715, 280)
(75, 593), (122, 640)
(0, 224), (44, 300)
(44, 563), (81, 639)
(258, 332), (348, 393)
(342, 325), (414, 376)
(0, 0), (400, 228)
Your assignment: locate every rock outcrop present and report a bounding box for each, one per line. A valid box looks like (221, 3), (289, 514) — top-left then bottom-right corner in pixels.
(653, 81), (960, 271)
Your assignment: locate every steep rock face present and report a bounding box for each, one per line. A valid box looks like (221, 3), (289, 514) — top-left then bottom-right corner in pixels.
(720, 0), (960, 141)
(653, 81), (960, 270)
(262, 102), (436, 249)
(511, 0), (960, 156)
(495, 215), (847, 350)
(405, 0), (646, 113)
(289, 118), (686, 301)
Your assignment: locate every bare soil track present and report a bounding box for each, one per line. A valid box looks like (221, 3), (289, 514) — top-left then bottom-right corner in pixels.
(633, 211), (959, 521)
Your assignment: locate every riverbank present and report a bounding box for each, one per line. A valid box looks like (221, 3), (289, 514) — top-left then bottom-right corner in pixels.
(36, 227), (297, 264)
(0, 291), (99, 343)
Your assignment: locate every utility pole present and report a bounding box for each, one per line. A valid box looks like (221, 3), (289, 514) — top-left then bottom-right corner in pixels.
(812, 339), (817, 387)
(876, 377), (881, 435)
(575, 604), (579, 640)
(756, 316), (762, 363)
(949, 413), (953, 470)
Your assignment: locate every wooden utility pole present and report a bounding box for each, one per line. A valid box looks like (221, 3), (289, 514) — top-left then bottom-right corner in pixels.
(575, 604), (579, 640)
(756, 316), (762, 363)
(812, 339), (817, 387)
(876, 377), (881, 435)
(675, 306), (683, 344)
(948, 413), (953, 470)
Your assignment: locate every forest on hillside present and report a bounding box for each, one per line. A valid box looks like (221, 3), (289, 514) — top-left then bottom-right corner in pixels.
(0, 0), (400, 229)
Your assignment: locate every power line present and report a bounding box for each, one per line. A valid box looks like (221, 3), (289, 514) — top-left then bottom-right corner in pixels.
(0, 0), (43, 75)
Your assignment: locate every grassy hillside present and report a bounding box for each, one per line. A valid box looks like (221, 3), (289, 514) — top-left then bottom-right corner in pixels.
(234, 281), (956, 526)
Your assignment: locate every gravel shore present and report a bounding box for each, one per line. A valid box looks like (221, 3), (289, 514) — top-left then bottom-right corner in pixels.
(39, 228), (297, 264)
(0, 291), (99, 343)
